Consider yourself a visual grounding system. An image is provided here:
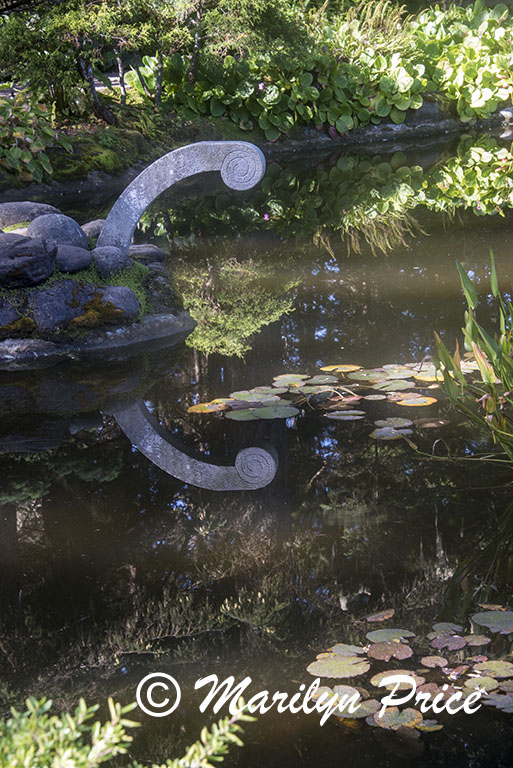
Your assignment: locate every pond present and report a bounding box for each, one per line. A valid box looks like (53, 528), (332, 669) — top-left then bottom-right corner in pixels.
(1, 133), (513, 767)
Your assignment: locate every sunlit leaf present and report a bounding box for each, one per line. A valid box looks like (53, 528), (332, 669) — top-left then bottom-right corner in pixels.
(372, 707), (422, 731)
(320, 364), (362, 373)
(326, 410), (366, 421)
(307, 655), (370, 678)
(463, 676), (498, 694)
(396, 396), (438, 406)
(366, 608), (395, 623)
(473, 660), (513, 678)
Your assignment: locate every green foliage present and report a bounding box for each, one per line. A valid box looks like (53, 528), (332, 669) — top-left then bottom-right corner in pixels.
(435, 256), (513, 461)
(0, 696), (254, 768)
(0, 697), (136, 768)
(0, 92), (71, 183)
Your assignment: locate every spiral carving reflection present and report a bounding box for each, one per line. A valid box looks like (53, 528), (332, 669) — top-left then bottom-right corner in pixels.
(235, 446), (277, 487)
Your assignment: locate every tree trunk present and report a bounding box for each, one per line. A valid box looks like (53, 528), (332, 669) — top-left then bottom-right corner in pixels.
(188, 6), (203, 84)
(79, 57), (117, 125)
(135, 64), (154, 103)
(155, 49), (163, 107)
(115, 52), (127, 106)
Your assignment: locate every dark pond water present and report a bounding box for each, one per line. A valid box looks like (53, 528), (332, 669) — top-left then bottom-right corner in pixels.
(1, 133), (513, 767)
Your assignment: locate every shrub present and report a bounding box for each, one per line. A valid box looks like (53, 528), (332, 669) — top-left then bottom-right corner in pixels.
(0, 92), (72, 183)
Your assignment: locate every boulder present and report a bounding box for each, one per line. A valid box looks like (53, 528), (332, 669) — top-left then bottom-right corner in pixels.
(81, 219), (105, 239)
(92, 245), (131, 277)
(101, 286), (140, 322)
(0, 297), (19, 328)
(56, 244), (92, 274)
(29, 280), (94, 332)
(0, 201), (61, 229)
(128, 243), (167, 263)
(0, 234), (55, 288)
(27, 213), (88, 249)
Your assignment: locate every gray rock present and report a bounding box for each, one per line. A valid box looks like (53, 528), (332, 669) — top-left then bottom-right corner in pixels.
(0, 297), (19, 328)
(56, 244), (92, 273)
(0, 201), (61, 229)
(27, 213), (89, 249)
(128, 243), (167, 263)
(29, 280), (94, 332)
(101, 286), (140, 322)
(81, 219), (105, 239)
(0, 234), (55, 288)
(92, 245), (131, 277)
(146, 262), (169, 276)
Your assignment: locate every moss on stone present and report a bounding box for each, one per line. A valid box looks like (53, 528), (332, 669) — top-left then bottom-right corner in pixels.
(69, 294), (124, 328)
(0, 316), (35, 337)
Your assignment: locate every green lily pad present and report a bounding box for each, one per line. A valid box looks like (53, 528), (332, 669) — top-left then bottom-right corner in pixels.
(369, 427), (413, 440)
(252, 386), (289, 396)
(225, 405), (299, 421)
(330, 643), (366, 657)
(366, 627), (415, 643)
(433, 622), (464, 634)
(307, 654), (370, 679)
(348, 370), (385, 382)
(337, 698), (381, 719)
(417, 720), (443, 732)
(364, 394), (387, 401)
(374, 418), (413, 428)
(320, 364), (362, 373)
(299, 385), (336, 395)
(472, 611), (513, 634)
(224, 408), (259, 421)
(326, 410), (366, 421)
(473, 660), (513, 678)
(229, 390), (280, 402)
(500, 680), (513, 693)
(372, 706), (423, 730)
(370, 670), (426, 690)
(373, 379), (414, 392)
(464, 634), (491, 647)
(368, 642), (413, 661)
(305, 375), (339, 385)
(463, 676), (498, 694)
(483, 693), (513, 713)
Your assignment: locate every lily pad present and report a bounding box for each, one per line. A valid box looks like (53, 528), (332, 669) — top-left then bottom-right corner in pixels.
(307, 654), (370, 679)
(252, 386), (289, 395)
(484, 693), (513, 713)
(274, 374), (308, 381)
(229, 390), (280, 402)
(326, 410), (366, 421)
(414, 418), (449, 429)
(372, 707), (423, 730)
(416, 720), (443, 732)
(224, 409), (259, 421)
(463, 676), (498, 694)
(464, 634), (491, 647)
(368, 642), (413, 661)
(430, 635), (466, 651)
(370, 670), (425, 690)
(366, 628), (415, 643)
(364, 394), (387, 401)
(397, 396), (438, 407)
(473, 660), (513, 678)
(373, 379), (414, 392)
(305, 375), (339, 385)
(366, 608), (395, 623)
(330, 643), (366, 657)
(336, 698), (381, 719)
(188, 401), (230, 414)
(348, 370), (386, 382)
(369, 427), (413, 440)
(299, 385), (336, 395)
(472, 610), (513, 634)
(420, 656), (448, 668)
(433, 622), (464, 634)
(225, 405), (299, 421)
(374, 418), (413, 429)
(413, 372), (440, 382)
(320, 364), (362, 373)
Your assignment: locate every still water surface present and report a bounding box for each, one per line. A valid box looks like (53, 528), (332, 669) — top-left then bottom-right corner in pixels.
(1, 137), (513, 766)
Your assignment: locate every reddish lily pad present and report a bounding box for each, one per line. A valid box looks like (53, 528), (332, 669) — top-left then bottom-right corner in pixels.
(432, 622), (464, 634)
(430, 635), (466, 651)
(368, 642), (413, 662)
(420, 656), (448, 668)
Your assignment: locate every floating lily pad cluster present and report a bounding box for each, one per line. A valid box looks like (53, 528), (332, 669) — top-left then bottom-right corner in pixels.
(187, 360), (465, 434)
(305, 605), (513, 736)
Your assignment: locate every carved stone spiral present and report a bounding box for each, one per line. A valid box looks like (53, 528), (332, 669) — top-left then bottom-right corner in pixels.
(235, 446), (277, 488)
(221, 147), (266, 191)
